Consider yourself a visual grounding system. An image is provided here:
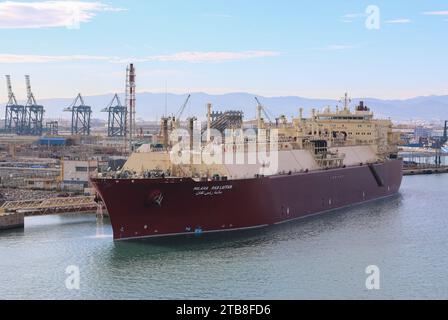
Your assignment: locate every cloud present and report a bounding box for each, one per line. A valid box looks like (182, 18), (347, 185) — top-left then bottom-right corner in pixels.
(0, 54), (115, 63)
(0, 51), (280, 64)
(385, 19), (412, 24)
(302, 44), (358, 52)
(139, 69), (186, 77)
(116, 51), (281, 63)
(343, 13), (366, 19)
(341, 12), (366, 23)
(112, 69), (187, 78)
(422, 11), (448, 16)
(0, 1), (126, 29)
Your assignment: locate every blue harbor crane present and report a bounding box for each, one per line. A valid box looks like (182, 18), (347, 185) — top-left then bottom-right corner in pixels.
(4, 75), (25, 135)
(45, 121), (59, 136)
(64, 93), (92, 136)
(102, 94), (127, 137)
(22, 75), (45, 136)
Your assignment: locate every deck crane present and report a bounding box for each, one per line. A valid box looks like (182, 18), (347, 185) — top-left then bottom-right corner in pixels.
(255, 97), (274, 129)
(173, 94), (191, 128)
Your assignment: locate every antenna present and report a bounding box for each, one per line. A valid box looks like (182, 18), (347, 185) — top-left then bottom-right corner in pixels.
(339, 92), (351, 111)
(164, 81), (168, 118)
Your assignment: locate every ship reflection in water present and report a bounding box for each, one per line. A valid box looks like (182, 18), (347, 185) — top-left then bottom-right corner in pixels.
(1, 175), (447, 299)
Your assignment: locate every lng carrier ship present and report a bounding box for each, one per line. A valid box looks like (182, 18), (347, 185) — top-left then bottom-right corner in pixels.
(92, 94), (403, 241)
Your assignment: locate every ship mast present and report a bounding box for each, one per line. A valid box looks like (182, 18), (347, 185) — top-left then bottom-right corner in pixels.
(206, 103), (212, 143)
(340, 92), (351, 111)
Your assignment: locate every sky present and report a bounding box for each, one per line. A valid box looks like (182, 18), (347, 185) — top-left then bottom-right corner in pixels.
(0, 0), (447, 101)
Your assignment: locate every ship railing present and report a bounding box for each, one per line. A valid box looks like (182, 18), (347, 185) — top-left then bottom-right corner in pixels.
(97, 169), (173, 180)
(329, 140), (375, 148)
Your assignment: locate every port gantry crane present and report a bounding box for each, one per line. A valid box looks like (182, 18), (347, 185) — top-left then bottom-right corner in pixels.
(4, 75), (25, 135)
(23, 75), (44, 136)
(45, 121), (59, 136)
(64, 93), (92, 136)
(102, 94), (127, 137)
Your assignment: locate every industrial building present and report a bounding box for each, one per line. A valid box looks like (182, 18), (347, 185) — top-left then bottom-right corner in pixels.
(24, 178), (58, 190)
(60, 159), (101, 192)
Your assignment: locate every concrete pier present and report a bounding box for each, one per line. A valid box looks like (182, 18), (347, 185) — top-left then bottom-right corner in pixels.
(0, 211), (24, 230)
(403, 166), (448, 176)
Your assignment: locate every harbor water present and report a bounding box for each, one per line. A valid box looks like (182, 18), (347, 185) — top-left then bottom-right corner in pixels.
(1, 174), (447, 299)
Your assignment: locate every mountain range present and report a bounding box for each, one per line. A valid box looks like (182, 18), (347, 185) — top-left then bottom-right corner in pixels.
(3, 92), (448, 123)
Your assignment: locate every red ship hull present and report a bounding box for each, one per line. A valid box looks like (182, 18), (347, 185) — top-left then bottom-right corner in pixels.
(91, 160), (403, 241)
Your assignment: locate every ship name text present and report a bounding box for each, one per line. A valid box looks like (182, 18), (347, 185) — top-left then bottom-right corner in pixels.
(194, 185), (233, 196)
